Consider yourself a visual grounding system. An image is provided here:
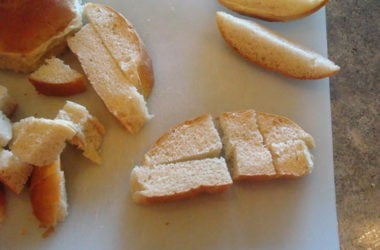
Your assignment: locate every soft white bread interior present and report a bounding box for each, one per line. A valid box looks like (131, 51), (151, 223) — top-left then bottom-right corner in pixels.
(143, 114), (222, 166)
(68, 24), (152, 134)
(0, 85), (17, 117)
(30, 158), (68, 232)
(0, 111), (12, 147)
(218, 0), (329, 21)
(216, 12), (340, 79)
(0, 184), (5, 223)
(218, 110), (276, 180)
(0, 0), (83, 73)
(0, 149), (33, 194)
(56, 101), (105, 164)
(28, 57), (86, 96)
(84, 3), (154, 98)
(131, 157), (232, 204)
(10, 117), (76, 167)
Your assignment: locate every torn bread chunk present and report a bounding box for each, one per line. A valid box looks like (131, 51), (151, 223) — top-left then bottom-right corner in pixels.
(0, 149), (33, 194)
(218, 110), (276, 180)
(28, 57), (86, 96)
(0, 85), (17, 117)
(143, 114), (222, 166)
(0, 111), (12, 147)
(131, 158), (232, 204)
(30, 158), (67, 233)
(68, 24), (152, 134)
(269, 140), (313, 178)
(56, 101), (105, 164)
(10, 117), (76, 167)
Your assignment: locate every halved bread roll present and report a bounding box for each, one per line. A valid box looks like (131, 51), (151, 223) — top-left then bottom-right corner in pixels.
(30, 158), (67, 234)
(131, 158), (232, 204)
(28, 57), (86, 96)
(84, 3), (154, 98)
(218, 0), (329, 21)
(143, 114), (222, 166)
(0, 184), (6, 223)
(216, 12), (340, 79)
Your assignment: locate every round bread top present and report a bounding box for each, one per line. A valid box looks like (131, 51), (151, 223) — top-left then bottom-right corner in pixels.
(0, 0), (76, 53)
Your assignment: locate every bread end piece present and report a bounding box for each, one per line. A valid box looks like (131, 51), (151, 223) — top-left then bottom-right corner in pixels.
(131, 157), (232, 204)
(28, 57), (86, 96)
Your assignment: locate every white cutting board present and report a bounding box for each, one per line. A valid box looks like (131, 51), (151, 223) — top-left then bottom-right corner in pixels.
(0, 1), (339, 249)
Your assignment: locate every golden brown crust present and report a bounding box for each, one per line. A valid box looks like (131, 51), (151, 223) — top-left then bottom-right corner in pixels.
(218, 0), (330, 22)
(28, 76), (87, 97)
(0, 184), (5, 222)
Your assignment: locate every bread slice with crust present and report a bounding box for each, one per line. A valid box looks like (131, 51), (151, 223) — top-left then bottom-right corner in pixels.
(0, 149), (33, 194)
(131, 157), (232, 204)
(218, 0), (329, 21)
(30, 158), (67, 235)
(28, 57), (86, 96)
(10, 117), (76, 167)
(68, 24), (152, 134)
(143, 114), (223, 166)
(56, 101), (105, 164)
(0, 111), (12, 147)
(0, 85), (17, 118)
(0, 184), (5, 223)
(216, 12), (340, 79)
(84, 3), (154, 98)
(217, 110), (276, 180)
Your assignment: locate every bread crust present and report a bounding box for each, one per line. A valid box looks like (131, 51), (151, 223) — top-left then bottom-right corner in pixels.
(28, 76), (86, 97)
(218, 0), (329, 21)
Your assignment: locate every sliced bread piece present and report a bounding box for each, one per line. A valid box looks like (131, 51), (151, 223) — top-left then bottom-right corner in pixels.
(28, 57), (86, 96)
(269, 140), (313, 178)
(0, 184), (5, 223)
(256, 112), (315, 148)
(68, 24), (152, 134)
(84, 3), (154, 98)
(218, 110), (276, 180)
(56, 101), (105, 164)
(131, 157), (232, 204)
(0, 149), (33, 194)
(10, 117), (76, 167)
(0, 85), (17, 117)
(30, 158), (68, 234)
(143, 114), (222, 166)
(0, 111), (12, 147)
(216, 12), (340, 79)
(218, 0), (329, 21)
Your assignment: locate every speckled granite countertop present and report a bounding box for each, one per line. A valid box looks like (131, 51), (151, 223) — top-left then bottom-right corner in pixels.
(326, 0), (379, 249)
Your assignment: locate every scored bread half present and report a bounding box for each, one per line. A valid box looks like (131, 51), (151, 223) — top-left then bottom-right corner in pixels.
(30, 158), (67, 234)
(131, 157), (232, 204)
(0, 111), (12, 147)
(0, 184), (5, 223)
(56, 101), (105, 164)
(10, 117), (76, 167)
(217, 110), (276, 180)
(68, 24), (152, 134)
(216, 12), (340, 79)
(0, 149), (33, 194)
(84, 3), (154, 98)
(218, 0), (329, 21)
(28, 57), (86, 96)
(143, 114), (223, 166)
(0, 85), (17, 118)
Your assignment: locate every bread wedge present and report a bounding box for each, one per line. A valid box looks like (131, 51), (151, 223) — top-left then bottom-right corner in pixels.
(0, 149), (33, 194)
(10, 117), (76, 167)
(143, 114), (222, 166)
(56, 101), (105, 164)
(68, 24), (152, 134)
(28, 57), (86, 96)
(216, 12), (340, 79)
(131, 157), (232, 204)
(84, 3), (154, 98)
(30, 158), (67, 234)
(0, 111), (12, 147)
(0, 0), (82, 73)
(0, 85), (17, 118)
(218, 110), (276, 180)
(0, 184), (5, 223)
(218, 0), (329, 21)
